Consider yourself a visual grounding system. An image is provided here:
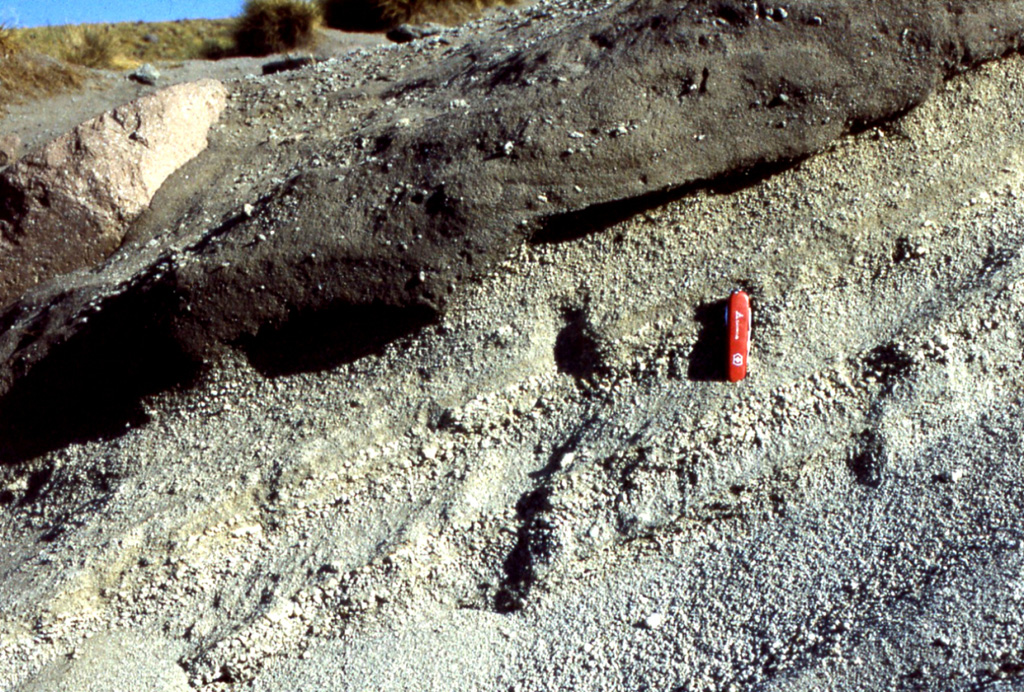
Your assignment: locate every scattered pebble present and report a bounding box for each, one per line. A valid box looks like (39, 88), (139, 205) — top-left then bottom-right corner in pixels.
(643, 612), (666, 630)
(129, 63), (161, 86)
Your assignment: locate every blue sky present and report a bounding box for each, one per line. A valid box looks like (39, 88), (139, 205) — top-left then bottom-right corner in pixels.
(0, 0), (245, 27)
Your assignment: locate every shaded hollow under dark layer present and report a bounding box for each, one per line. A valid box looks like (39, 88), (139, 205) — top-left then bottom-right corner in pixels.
(0, 287), (203, 465)
(237, 301), (438, 378)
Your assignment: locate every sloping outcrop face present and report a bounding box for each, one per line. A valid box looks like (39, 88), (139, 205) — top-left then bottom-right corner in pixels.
(3, 49), (1024, 690)
(161, 0), (1024, 345)
(2, 1), (1024, 689)
(0, 79), (228, 308)
(0, 0), (1022, 405)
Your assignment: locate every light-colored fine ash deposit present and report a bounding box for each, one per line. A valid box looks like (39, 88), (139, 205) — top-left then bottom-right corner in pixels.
(1, 1), (1024, 690)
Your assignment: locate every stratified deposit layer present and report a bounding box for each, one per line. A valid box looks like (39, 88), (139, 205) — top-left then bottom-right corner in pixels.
(1, 1), (1024, 690)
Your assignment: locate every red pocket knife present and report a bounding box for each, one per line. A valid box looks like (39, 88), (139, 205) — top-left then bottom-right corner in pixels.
(727, 290), (750, 382)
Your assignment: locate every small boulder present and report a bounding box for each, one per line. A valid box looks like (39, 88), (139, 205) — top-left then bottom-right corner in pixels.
(0, 134), (20, 167)
(129, 63), (161, 85)
(262, 55), (318, 75)
(0, 79), (228, 307)
(386, 24), (442, 44)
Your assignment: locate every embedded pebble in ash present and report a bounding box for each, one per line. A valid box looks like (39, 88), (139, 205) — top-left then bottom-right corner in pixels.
(643, 612), (666, 630)
(936, 468), (966, 483)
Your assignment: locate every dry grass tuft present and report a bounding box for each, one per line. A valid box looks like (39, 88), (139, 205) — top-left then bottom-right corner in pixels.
(0, 52), (87, 115)
(14, 19), (237, 66)
(60, 25), (119, 68)
(234, 0), (321, 57)
(199, 36), (236, 60)
(0, 17), (240, 115)
(0, 22), (19, 58)
(320, 0), (514, 31)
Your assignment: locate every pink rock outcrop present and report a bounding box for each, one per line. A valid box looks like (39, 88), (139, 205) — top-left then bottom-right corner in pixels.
(0, 79), (228, 307)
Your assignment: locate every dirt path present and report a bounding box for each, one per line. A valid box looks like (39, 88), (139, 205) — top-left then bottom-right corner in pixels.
(0, 28), (386, 156)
